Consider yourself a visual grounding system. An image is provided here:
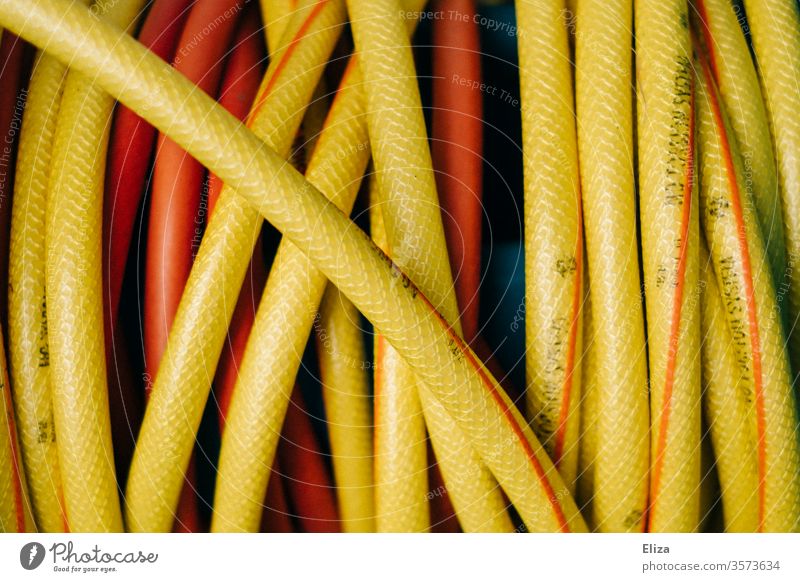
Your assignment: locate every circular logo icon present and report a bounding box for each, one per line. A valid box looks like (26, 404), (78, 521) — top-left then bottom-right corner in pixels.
(20, 542), (46, 570)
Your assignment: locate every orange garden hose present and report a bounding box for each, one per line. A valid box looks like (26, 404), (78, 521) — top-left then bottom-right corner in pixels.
(278, 388), (340, 532)
(102, 0), (192, 516)
(104, 0), (192, 333)
(144, 0), (244, 389)
(0, 31), (29, 332)
(143, 0), (247, 534)
(432, 0), (483, 344)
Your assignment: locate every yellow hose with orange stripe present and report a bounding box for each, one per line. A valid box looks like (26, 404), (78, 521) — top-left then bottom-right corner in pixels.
(699, 237), (759, 533)
(693, 0), (785, 287)
(695, 49), (800, 531)
(636, 0), (701, 533)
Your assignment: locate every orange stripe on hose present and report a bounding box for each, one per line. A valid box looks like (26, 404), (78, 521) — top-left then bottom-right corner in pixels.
(247, 0), (330, 124)
(553, 198), (583, 468)
(647, 83), (696, 532)
(413, 288), (571, 532)
(698, 54), (767, 531)
(693, 0), (721, 83)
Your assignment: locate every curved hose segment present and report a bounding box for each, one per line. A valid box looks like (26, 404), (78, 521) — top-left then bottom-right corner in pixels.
(104, 0), (192, 333)
(431, 0), (483, 343)
(144, 0), (245, 386)
(636, 0), (701, 533)
(349, 0), (512, 533)
(0, 333), (35, 532)
(132, 0), (349, 532)
(8, 51), (69, 532)
(692, 0), (786, 289)
(515, 0), (583, 491)
(45, 0), (148, 534)
(741, 0), (800, 375)
(695, 51), (800, 531)
(208, 6), (268, 427)
(0, 0), (587, 533)
(575, 0), (650, 531)
(699, 238), (759, 532)
(279, 389), (340, 532)
(317, 286), (375, 532)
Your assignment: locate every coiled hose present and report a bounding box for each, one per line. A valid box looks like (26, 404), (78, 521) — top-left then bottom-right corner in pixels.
(0, 0), (587, 533)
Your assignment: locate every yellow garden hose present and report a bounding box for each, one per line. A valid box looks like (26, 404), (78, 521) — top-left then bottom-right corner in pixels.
(262, 0), (297, 52)
(575, 0), (650, 532)
(742, 0), (800, 374)
(8, 51), (71, 532)
(0, 327), (35, 532)
(45, 0), (147, 533)
(636, 0), (701, 533)
(695, 50), (800, 531)
(699, 237), (759, 533)
(692, 0), (785, 288)
(317, 286), (375, 532)
(516, 0), (583, 493)
(349, 0), (512, 533)
(0, 0), (588, 533)
(370, 192), (429, 532)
